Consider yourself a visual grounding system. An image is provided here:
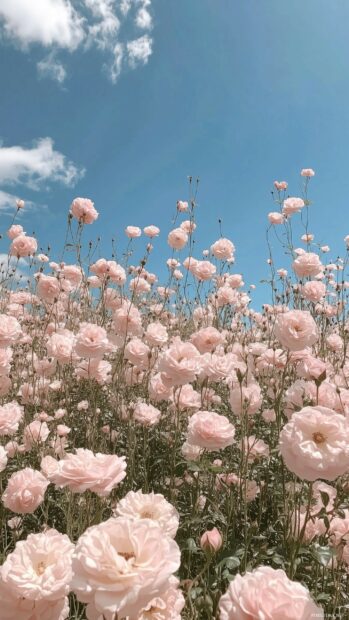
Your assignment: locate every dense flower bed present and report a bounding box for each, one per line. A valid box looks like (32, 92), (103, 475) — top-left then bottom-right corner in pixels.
(0, 169), (348, 618)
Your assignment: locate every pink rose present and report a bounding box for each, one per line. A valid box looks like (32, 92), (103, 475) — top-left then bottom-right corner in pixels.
(167, 227), (188, 250)
(282, 197), (305, 216)
(275, 310), (318, 351)
(200, 527), (223, 553)
(143, 225), (160, 237)
(210, 238), (235, 260)
(219, 566), (323, 619)
(292, 252), (323, 277)
(41, 448), (126, 496)
(268, 211), (284, 224)
(301, 168), (315, 177)
(191, 326), (223, 353)
(71, 517), (181, 620)
(71, 197), (98, 223)
(75, 322), (110, 359)
(2, 468), (49, 514)
(0, 401), (23, 436)
(158, 340), (200, 386)
(10, 235), (37, 257)
(187, 410), (235, 451)
(0, 314), (21, 347)
(114, 490), (179, 538)
(229, 383), (262, 416)
(125, 225), (142, 238)
(279, 406), (349, 481)
(133, 401), (161, 426)
(7, 225), (24, 240)
(301, 280), (326, 302)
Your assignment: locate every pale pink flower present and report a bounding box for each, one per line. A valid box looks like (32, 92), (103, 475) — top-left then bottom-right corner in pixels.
(191, 326), (223, 353)
(302, 280), (326, 302)
(275, 310), (318, 351)
(242, 435), (270, 461)
(113, 304), (143, 337)
(173, 383), (201, 410)
(124, 338), (151, 368)
(187, 410), (235, 451)
(210, 238), (235, 260)
(279, 406), (349, 481)
(167, 228), (188, 250)
(115, 490), (179, 538)
(0, 314), (21, 347)
(301, 168), (315, 177)
(37, 274), (61, 303)
(144, 322), (168, 346)
(23, 420), (50, 449)
(282, 197), (305, 216)
(200, 527), (223, 553)
(229, 383), (262, 416)
(75, 323), (110, 359)
(0, 401), (23, 436)
(71, 517), (181, 620)
(133, 401), (161, 426)
(268, 212), (284, 224)
(0, 445), (8, 472)
(71, 197), (98, 223)
(177, 200), (188, 211)
(158, 340), (200, 386)
(46, 330), (75, 364)
(0, 528), (73, 602)
(41, 448), (126, 496)
(274, 181), (288, 191)
(135, 577), (185, 620)
(144, 225), (160, 237)
(192, 260), (216, 281)
(219, 566), (323, 619)
(2, 468), (49, 514)
(125, 225), (142, 238)
(181, 440), (203, 461)
(10, 235), (37, 257)
(292, 252), (323, 278)
(7, 225), (24, 240)
(75, 358), (112, 384)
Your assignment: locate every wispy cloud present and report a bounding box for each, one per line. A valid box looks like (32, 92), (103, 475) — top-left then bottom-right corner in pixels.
(0, 138), (84, 189)
(0, 0), (154, 84)
(37, 52), (67, 83)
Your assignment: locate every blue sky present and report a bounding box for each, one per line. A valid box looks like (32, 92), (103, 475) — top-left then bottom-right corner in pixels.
(0, 0), (349, 303)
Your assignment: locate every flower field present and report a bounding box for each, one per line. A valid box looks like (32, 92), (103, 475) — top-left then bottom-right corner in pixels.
(1, 169), (349, 619)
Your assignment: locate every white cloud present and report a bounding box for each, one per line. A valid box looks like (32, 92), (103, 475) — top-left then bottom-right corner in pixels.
(0, 138), (84, 189)
(0, 254), (28, 283)
(0, 0), (154, 83)
(127, 34), (152, 68)
(37, 53), (67, 83)
(0, 0), (84, 49)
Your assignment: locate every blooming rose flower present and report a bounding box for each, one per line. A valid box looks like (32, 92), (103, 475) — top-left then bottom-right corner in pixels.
(144, 225), (160, 237)
(71, 198), (98, 223)
(229, 383), (262, 416)
(219, 566), (323, 619)
(133, 401), (161, 426)
(125, 225), (142, 238)
(0, 314), (21, 347)
(41, 448), (126, 496)
(46, 330), (75, 364)
(274, 180), (288, 191)
(10, 235), (37, 257)
(114, 490), (179, 538)
(0, 401), (23, 436)
(191, 326), (223, 353)
(158, 340), (200, 386)
(192, 260), (216, 281)
(2, 468), (49, 513)
(268, 212), (284, 224)
(167, 228), (188, 250)
(301, 168), (315, 177)
(37, 274), (61, 303)
(292, 252), (323, 278)
(279, 406), (349, 481)
(124, 338), (151, 368)
(0, 580), (69, 620)
(275, 310), (318, 351)
(75, 323), (110, 359)
(301, 280), (326, 302)
(187, 410), (235, 451)
(71, 517), (181, 620)
(7, 224), (24, 240)
(282, 197), (305, 216)
(23, 420), (50, 449)
(144, 322), (168, 347)
(177, 200), (188, 211)
(210, 238), (235, 260)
